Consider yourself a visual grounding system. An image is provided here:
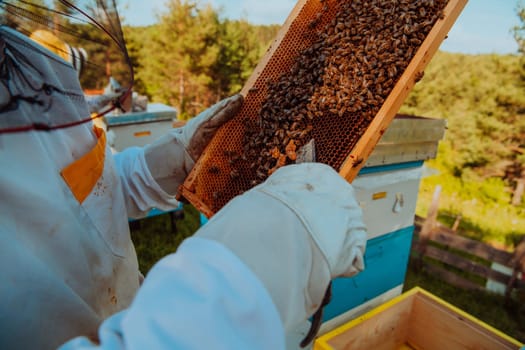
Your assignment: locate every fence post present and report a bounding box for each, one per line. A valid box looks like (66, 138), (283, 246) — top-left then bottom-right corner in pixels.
(452, 214), (462, 232)
(511, 178), (524, 206)
(505, 236), (525, 301)
(416, 185), (441, 269)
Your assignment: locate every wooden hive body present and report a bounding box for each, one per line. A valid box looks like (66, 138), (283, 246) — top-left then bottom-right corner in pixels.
(315, 287), (524, 350)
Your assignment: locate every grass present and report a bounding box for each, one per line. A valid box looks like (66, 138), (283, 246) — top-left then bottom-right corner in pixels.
(416, 169), (525, 247)
(130, 205), (525, 344)
(130, 204), (201, 273)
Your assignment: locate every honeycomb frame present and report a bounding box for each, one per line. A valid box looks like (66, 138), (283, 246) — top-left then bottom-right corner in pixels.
(179, 0), (467, 218)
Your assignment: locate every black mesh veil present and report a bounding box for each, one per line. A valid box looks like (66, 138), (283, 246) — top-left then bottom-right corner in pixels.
(0, 0), (133, 133)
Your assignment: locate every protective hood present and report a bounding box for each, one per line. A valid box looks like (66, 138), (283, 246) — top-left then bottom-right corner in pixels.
(0, 0), (132, 133)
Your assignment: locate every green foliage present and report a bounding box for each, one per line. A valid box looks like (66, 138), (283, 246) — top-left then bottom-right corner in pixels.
(217, 20), (279, 95)
(134, 0), (217, 116)
(130, 205), (201, 274)
(514, 0), (525, 54)
(123, 25), (148, 94)
(416, 165), (525, 245)
(0, 0), (48, 31)
(401, 52), (524, 178)
(124, 0), (278, 118)
(71, 23), (112, 90)
(400, 51), (525, 244)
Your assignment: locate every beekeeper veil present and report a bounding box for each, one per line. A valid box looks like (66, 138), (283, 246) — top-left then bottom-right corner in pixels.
(0, 0), (133, 132)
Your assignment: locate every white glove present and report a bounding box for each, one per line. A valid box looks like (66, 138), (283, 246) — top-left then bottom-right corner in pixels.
(84, 92), (121, 114)
(144, 94), (243, 194)
(195, 163), (367, 332)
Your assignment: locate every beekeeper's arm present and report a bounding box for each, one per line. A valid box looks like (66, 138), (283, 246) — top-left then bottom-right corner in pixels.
(113, 94), (243, 218)
(59, 163), (367, 350)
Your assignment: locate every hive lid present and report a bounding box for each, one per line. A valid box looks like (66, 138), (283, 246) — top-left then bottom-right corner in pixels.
(365, 114), (447, 167)
(104, 104), (177, 126)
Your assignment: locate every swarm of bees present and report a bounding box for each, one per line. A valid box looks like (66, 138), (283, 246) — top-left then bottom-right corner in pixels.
(234, 0), (448, 185)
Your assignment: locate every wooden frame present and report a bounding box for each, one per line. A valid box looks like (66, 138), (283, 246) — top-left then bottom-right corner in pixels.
(315, 287), (524, 350)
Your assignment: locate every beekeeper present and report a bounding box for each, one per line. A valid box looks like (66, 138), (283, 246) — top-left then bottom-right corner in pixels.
(0, 15), (366, 350)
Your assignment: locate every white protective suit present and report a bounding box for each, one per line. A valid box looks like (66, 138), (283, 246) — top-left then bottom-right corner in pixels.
(0, 25), (367, 350)
(60, 163), (367, 350)
(0, 25), (240, 349)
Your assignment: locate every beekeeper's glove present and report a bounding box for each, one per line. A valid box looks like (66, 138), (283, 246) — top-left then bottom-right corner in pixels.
(144, 94), (243, 194)
(195, 163), (367, 332)
(84, 92), (121, 114)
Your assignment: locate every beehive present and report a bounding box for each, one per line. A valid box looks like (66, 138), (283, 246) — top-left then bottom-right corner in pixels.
(179, 0), (467, 217)
(314, 287), (524, 350)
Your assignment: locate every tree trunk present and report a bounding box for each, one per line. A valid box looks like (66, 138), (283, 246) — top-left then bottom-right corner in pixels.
(505, 236), (525, 300)
(416, 185), (441, 270)
(452, 214), (462, 232)
(106, 49), (111, 78)
(511, 178), (525, 206)
(179, 69), (184, 116)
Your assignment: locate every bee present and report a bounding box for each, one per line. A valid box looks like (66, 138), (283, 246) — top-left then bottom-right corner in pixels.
(353, 157), (364, 167)
(208, 166), (220, 174)
(230, 169), (240, 179)
(415, 71), (425, 83)
(256, 169), (267, 180)
(270, 147), (281, 159)
(275, 129), (285, 139)
(309, 18), (320, 29)
(410, 38), (422, 46)
(285, 140), (297, 161)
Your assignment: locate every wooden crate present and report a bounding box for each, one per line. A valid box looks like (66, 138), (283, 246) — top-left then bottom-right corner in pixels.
(314, 287), (524, 350)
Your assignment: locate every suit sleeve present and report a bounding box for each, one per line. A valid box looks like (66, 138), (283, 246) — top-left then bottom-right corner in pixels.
(112, 146), (180, 219)
(58, 237), (285, 350)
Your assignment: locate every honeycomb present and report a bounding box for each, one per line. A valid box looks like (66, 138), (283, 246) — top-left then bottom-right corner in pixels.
(180, 0), (466, 217)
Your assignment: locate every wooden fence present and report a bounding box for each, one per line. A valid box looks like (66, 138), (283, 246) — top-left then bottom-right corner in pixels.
(412, 186), (525, 299)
